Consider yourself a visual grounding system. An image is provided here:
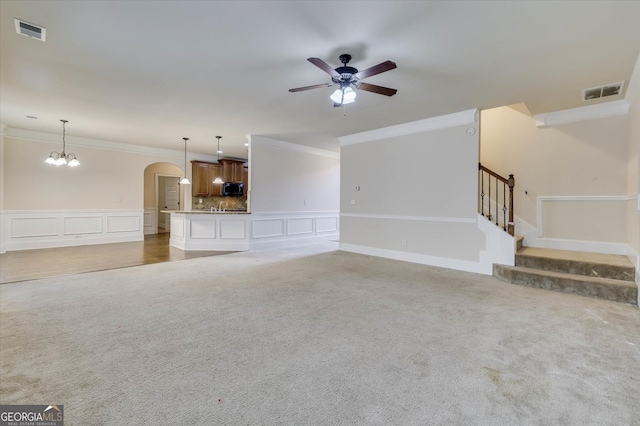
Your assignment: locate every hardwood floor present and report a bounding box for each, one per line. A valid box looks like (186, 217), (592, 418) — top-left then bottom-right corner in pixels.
(0, 233), (233, 284)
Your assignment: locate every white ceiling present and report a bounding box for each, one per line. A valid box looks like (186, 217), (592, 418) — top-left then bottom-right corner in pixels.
(1, 1), (639, 159)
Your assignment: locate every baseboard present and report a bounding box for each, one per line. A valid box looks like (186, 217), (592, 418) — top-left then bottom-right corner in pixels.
(251, 232), (339, 251)
(5, 234), (143, 251)
(339, 243), (485, 275)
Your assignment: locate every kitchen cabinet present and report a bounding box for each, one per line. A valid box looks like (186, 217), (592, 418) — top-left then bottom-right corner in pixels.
(220, 159), (245, 183)
(191, 161), (222, 196)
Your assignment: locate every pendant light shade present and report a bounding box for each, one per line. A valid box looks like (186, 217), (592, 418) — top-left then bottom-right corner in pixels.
(179, 137), (190, 185)
(45, 120), (80, 167)
(213, 136), (224, 184)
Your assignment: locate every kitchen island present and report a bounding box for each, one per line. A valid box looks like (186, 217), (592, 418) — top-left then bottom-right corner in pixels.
(166, 210), (339, 252)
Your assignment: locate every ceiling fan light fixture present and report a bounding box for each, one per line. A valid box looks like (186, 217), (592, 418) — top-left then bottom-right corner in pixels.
(329, 88), (343, 103)
(343, 86), (357, 103)
(330, 86), (356, 105)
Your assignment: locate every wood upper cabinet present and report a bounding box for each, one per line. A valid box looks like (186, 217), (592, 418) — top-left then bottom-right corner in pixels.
(220, 159), (245, 183)
(209, 163), (223, 196)
(191, 161), (222, 196)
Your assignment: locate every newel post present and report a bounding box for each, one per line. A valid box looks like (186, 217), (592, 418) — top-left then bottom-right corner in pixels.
(507, 174), (515, 236)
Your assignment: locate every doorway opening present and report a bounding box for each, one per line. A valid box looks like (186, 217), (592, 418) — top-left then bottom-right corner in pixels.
(143, 162), (184, 235)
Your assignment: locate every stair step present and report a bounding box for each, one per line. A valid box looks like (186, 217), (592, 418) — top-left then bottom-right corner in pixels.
(516, 247), (635, 282)
(493, 264), (637, 305)
(516, 235), (524, 251)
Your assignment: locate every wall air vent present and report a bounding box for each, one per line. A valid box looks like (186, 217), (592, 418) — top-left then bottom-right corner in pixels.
(14, 19), (46, 41)
(582, 81), (624, 101)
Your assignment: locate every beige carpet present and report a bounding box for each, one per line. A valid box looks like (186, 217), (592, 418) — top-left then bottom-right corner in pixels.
(1, 241), (639, 425)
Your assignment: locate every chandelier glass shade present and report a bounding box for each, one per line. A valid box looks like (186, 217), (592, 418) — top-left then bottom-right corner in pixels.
(45, 120), (80, 167)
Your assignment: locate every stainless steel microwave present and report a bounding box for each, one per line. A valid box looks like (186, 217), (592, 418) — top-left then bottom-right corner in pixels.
(222, 182), (244, 196)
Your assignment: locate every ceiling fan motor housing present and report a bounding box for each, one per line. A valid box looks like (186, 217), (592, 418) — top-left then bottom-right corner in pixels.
(333, 66), (359, 84)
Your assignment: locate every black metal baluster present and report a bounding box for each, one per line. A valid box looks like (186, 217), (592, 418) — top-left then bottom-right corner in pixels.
(502, 182), (507, 231)
(480, 169), (484, 216)
(488, 176), (491, 221)
(495, 177), (499, 227)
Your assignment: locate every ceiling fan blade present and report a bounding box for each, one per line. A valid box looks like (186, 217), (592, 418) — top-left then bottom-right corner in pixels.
(333, 102), (342, 108)
(358, 82), (397, 96)
(307, 58), (340, 77)
(354, 60), (397, 80)
(289, 82), (334, 93)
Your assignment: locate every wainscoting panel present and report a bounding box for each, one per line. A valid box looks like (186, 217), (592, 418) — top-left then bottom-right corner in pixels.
(2, 210), (144, 252)
(171, 217), (185, 238)
(190, 219), (216, 239)
(143, 208), (156, 235)
(106, 215), (140, 233)
(249, 212), (339, 250)
(287, 218), (313, 236)
(220, 220), (246, 239)
(316, 216), (338, 233)
(10, 217), (58, 238)
(64, 216), (103, 235)
(252, 218), (286, 239)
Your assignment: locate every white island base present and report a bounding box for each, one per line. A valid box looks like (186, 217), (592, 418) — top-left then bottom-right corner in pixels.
(169, 211), (339, 251)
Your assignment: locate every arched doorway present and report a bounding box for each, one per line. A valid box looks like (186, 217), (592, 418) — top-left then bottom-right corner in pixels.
(143, 162), (184, 235)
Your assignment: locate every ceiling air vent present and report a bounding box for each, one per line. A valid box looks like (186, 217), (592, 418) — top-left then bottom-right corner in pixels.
(582, 81), (624, 101)
(14, 19), (46, 41)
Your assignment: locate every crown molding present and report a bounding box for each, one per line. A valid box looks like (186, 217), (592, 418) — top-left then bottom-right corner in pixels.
(4, 126), (189, 160)
(248, 135), (340, 159)
(339, 108), (478, 146)
(534, 100), (629, 128)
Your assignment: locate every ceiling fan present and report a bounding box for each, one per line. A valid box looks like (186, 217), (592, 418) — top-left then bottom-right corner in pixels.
(289, 54), (397, 107)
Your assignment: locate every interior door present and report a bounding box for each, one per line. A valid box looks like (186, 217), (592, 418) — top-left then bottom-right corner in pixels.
(158, 176), (180, 233)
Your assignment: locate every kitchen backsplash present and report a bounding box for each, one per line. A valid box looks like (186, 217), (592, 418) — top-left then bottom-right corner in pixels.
(192, 195), (247, 211)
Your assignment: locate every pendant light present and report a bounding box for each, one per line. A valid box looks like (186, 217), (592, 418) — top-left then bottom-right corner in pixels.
(179, 137), (190, 185)
(45, 119), (80, 167)
(212, 136), (224, 184)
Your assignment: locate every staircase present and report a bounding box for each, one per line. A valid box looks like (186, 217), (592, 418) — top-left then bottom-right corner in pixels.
(494, 246), (637, 305)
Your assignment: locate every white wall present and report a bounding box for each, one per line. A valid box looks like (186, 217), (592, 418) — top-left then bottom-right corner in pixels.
(338, 109), (508, 274)
(627, 64), (640, 278)
(248, 136), (340, 213)
(245, 135), (340, 249)
(3, 128), (188, 210)
(481, 104), (629, 252)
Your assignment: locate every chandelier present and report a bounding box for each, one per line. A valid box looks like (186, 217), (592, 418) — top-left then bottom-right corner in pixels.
(45, 120), (80, 167)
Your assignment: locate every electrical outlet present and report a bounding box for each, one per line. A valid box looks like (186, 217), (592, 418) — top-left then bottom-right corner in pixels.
(350, 199), (356, 205)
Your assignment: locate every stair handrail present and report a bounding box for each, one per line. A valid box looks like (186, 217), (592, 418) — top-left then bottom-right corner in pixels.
(478, 163), (515, 236)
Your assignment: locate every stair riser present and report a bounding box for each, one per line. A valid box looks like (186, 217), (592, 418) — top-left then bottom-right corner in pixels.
(494, 265), (638, 305)
(515, 255), (635, 282)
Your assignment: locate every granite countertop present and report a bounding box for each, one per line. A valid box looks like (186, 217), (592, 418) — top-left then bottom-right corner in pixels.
(162, 210), (250, 215)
